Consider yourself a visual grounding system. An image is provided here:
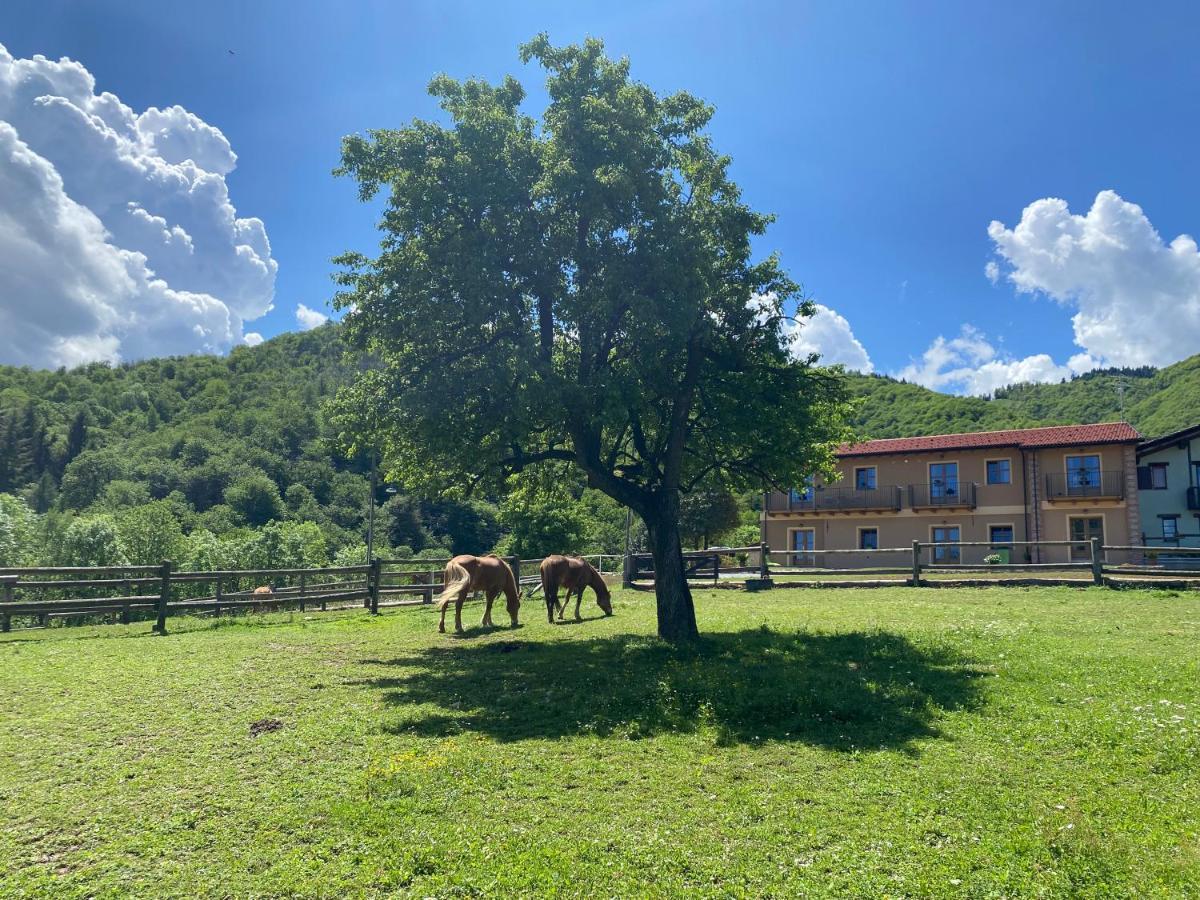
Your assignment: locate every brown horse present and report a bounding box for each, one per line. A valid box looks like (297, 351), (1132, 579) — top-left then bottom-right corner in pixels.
(434, 554), (520, 634)
(539, 555), (613, 623)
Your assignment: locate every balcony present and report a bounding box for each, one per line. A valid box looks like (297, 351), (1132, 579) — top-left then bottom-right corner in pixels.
(766, 485), (902, 513)
(1044, 470), (1124, 501)
(908, 482), (977, 510)
(1188, 486), (1200, 511)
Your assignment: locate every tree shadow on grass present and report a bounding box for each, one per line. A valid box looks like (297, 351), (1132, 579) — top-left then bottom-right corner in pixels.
(358, 627), (989, 752)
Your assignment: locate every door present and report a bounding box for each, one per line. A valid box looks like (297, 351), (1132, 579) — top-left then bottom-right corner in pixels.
(1066, 455), (1101, 496)
(790, 529), (815, 566)
(1069, 517), (1104, 561)
(931, 526), (960, 563)
(930, 462), (959, 503)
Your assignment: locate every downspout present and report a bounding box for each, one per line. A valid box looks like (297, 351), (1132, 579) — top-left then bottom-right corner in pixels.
(1022, 448), (1032, 564)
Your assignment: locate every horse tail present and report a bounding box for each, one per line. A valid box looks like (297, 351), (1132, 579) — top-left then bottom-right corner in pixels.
(434, 559), (472, 611)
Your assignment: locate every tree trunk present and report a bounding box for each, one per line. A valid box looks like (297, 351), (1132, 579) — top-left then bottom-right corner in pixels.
(644, 496), (700, 643)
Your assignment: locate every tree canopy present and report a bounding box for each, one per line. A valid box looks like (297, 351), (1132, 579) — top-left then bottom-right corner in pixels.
(332, 36), (853, 640)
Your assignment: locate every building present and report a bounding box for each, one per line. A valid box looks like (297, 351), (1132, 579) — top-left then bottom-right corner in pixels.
(763, 422), (1142, 567)
(1136, 423), (1200, 548)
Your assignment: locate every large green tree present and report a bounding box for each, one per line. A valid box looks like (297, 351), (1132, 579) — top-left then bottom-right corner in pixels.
(332, 36), (850, 641)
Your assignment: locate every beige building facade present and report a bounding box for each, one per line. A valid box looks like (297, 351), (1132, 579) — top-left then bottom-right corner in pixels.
(763, 423), (1142, 567)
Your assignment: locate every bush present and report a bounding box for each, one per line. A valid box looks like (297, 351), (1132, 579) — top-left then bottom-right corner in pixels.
(224, 473), (284, 527)
(58, 515), (126, 567)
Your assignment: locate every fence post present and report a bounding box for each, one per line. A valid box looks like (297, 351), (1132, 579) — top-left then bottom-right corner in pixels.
(368, 558), (381, 615)
(1090, 537), (1104, 586)
(1, 577), (13, 632)
(299, 571), (307, 613)
(153, 559), (173, 634)
(622, 554), (633, 589)
(712, 552), (720, 584)
(759, 542), (769, 579)
(911, 540), (922, 587)
(424, 569), (434, 604)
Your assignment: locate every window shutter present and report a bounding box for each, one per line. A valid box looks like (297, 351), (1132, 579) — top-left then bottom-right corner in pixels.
(1136, 466), (1152, 490)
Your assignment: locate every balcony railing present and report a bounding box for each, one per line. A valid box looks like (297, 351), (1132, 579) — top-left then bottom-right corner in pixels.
(766, 485), (902, 513)
(1188, 486), (1200, 511)
(908, 482), (977, 509)
(1044, 470), (1124, 501)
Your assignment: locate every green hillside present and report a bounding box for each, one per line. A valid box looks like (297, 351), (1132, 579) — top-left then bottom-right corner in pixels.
(846, 355), (1199, 439)
(1, 326), (1197, 570)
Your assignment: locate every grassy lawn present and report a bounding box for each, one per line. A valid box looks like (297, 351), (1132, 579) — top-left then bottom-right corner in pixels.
(1, 586), (1198, 898)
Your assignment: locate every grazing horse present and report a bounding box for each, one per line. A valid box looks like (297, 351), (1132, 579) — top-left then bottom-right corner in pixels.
(434, 554), (520, 634)
(539, 555), (613, 623)
(252, 585), (274, 611)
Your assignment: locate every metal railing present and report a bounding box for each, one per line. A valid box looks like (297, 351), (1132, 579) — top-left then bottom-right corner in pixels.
(1045, 470), (1124, 500)
(907, 482), (977, 509)
(766, 485), (904, 512)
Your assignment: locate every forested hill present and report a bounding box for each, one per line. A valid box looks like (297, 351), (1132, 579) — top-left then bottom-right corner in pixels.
(0, 323), (1197, 562)
(846, 353), (1200, 440)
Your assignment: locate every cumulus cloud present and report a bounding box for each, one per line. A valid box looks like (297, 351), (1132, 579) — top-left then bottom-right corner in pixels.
(987, 190), (1200, 367)
(0, 44), (276, 367)
(783, 303), (874, 372)
(243, 332), (264, 347)
(295, 303), (328, 331)
(896, 325), (1098, 395)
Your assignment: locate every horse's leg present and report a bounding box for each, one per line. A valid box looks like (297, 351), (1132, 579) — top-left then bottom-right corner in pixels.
(574, 588), (583, 621)
(455, 588), (467, 634)
(546, 583), (557, 624)
(482, 588), (497, 627)
(556, 587), (567, 620)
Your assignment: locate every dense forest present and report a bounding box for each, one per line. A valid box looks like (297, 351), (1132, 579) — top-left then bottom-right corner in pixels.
(847, 356), (1200, 439)
(1, 323), (1197, 569)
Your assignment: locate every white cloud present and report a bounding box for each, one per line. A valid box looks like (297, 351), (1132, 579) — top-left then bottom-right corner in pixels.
(243, 332), (264, 347)
(896, 325), (1098, 395)
(784, 303), (874, 372)
(987, 190), (1200, 367)
(0, 44), (276, 367)
(984, 260), (1000, 284)
(295, 303), (328, 331)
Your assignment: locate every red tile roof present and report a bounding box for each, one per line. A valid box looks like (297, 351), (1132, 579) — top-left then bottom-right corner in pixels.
(838, 422), (1141, 457)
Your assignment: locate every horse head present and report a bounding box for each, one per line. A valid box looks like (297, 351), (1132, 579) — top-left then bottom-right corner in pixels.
(591, 566), (613, 616)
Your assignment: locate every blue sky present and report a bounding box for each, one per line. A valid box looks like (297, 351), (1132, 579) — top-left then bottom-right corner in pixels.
(2, 1), (1199, 392)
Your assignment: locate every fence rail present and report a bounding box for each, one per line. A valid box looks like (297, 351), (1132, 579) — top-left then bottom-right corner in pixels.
(5, 536), (1199, 634)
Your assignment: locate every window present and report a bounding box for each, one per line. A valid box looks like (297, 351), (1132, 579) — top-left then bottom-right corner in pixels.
(986, 459), (1011, 485)
(989, 525), (1014, 544)
(790, 528), (815, 565)
(1149, 463), (1168, 490)
(931, 526), (960, 563)
(858, 528), (879, 550)
(854, 467), (877, 490)
(1069, 516), (1104, 561)
(789, 478), (814, 504)
(1162, 517), (1179, 540)
(929, 462), (959, 499)
(1066, 455), (1101, 488)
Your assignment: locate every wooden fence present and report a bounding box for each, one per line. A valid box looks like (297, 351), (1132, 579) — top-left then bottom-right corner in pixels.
(623, 541), (1200, 589)
(0, 562), (378, 633)
(5, 541), (1197, 633)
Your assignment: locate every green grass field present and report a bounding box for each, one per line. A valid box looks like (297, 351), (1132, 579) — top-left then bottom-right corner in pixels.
(2, 585), (1198, 898)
